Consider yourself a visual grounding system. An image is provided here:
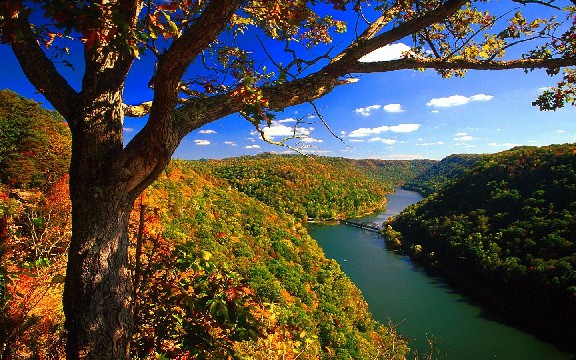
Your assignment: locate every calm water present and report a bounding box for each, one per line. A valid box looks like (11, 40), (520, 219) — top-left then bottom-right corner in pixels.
(307, 188), (573, 360)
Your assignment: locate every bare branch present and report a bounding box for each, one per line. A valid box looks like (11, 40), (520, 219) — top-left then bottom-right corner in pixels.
(5, 11), (79, 123)
(155, 0), (242, 84)
(308, 101), (349, 148)
(445, 9), (515, 60)
(356, 2), (406, 43)
(511, 0), (562, 10)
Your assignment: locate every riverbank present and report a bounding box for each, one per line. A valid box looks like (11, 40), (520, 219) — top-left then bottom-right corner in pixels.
(389, 249), (576, 354)
(309, 188), (573, 359)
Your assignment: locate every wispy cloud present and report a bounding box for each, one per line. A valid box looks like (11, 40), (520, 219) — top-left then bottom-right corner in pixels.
(427, 94), (493, 108)
(252, 120), (313, 141)
(416, 141), (444, 146)
(224, 141), (237, 146)
(245, 145), (261, 149)
(348, 123), (420, 138)
(383, 104), (405, 113)
(123, 127), (134, 133)
(359, 43), (411, 62)
(355, 104), (381, 116)
(488, 142), (520, 148)
(194, 140), (211, 146)
(301, 137), (323, 143)
(199, 129), (217, 134)
(453, 132), (476, 141)
(368, 137), (397, 144)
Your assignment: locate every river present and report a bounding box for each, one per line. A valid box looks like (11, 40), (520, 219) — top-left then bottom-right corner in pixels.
(307, 188), (573, 359)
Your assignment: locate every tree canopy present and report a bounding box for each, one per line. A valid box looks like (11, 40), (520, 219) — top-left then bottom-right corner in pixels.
(386, 144), (576, 351)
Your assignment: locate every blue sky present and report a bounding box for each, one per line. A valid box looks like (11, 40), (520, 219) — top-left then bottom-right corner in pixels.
(1, 3), (574, 161)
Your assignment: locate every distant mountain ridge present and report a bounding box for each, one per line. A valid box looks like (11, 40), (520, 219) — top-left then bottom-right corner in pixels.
(402, 153), (485, 196)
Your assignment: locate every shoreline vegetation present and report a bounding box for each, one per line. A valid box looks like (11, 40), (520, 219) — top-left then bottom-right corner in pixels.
(384, 144), (576, 354)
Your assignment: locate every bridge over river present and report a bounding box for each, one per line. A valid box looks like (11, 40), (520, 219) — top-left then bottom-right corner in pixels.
(339, 219), (381, 232)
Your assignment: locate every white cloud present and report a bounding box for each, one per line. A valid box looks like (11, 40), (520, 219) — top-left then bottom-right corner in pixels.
(469, 94), (494, 102)
(383, 104), (405, 113)
(454, 135), (475, 141)
(390, 123), (420, 132)
(454, 143), (478, 148)
(355, 104), (381, 116)
(368, 137), (397, 144)
(416, 141), (444, 146)
(301, 137), (323, 143)
(488, 142), (520, 148)
(245, 145), (261, 149)
(431, 110), (439, 113)
(123, 127), (134, 133)
(348, 123), (420, 137)
(224, 141), (237, 146)
(427, 95), (469, 107)
(199, 129), (217, 134)
(194, 140), (211, 146)
(302, 149), (332, 155)
(257, 121), (313, 140)
(359, 43), (411, 62)
(349, 139), (365, 143)
(454, 132), (468, 136)
(556, 129), (566, 133)
(427, 94), (494, 108)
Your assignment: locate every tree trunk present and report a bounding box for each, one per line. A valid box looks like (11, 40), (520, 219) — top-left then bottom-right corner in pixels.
(63, 187), (134, 359)
(62, 88), (139, 359)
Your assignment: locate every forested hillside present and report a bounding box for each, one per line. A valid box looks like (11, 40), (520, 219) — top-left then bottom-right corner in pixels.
(0, 90), (409, 358)
(385, 144), (576, 351)
(402, 154), (483, 196)
(195, 155), (433, 220)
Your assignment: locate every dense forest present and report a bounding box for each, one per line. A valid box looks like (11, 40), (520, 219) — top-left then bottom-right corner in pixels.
(402, 154), (483, 196)
(0, 90), (411, 358)
(385, 144), (576, 351)
(195, 155), (434, 221)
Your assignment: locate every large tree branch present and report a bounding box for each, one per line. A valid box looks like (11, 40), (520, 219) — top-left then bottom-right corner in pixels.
(7, 11), (79, 123)
(348, 57), (576, 73)
(329, 0), (468, 69)
(118, 0), (242, 198)
(154, 0), (242, 87)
